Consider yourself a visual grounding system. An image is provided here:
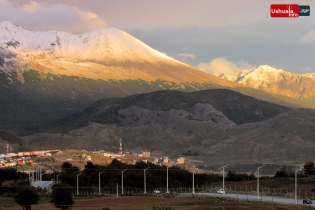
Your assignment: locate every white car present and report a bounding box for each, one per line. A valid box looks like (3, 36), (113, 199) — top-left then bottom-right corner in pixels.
(216, 189), (225, 194)
(154, 189), (160, 194)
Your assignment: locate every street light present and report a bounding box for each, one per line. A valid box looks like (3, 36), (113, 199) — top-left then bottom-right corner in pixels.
(166, 167), (169, 194)
(77, 173), (82, 195)
(144, 168), (150, 194)
(122, 169), (128, 194)
(56, 174), (61, 183)
(99, 171), (105, 195)
(192, 165), (195, 194)
(257, 165), (265, 199)
(40, 174), (44, 188)
(222, 165), (229, 191)
(295, 168), (303, 204)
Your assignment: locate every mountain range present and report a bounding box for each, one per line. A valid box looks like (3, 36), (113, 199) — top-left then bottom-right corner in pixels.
(0, 21), (235, 86)
(1, 22), (315, 166)
(219, 65), (315, 104)
(19, 90), (315, 166)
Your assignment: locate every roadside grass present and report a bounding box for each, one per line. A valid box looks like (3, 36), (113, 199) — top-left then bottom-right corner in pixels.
(0, 195), (314, 210)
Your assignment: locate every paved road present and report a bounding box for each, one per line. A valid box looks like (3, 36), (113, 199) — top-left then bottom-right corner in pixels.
(180, 192), (314, 207)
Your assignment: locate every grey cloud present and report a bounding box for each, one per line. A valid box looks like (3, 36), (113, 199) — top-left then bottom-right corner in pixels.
(299, 30), (315, 46)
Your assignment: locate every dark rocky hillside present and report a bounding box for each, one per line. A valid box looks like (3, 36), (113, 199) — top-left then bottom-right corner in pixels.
(6, 88), (315, 166)
(47, 89), (290, 133)
(22, 108), (315, 166)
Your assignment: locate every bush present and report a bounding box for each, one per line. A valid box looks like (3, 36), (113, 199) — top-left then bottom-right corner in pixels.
(274, 167), (289, 178)
(304, 161), (315, 176)
(226, 170), (255, 181)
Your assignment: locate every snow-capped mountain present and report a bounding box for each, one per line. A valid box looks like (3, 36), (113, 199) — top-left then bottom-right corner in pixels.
(0, 21), (235, 86)
(219, 65), (315, 99)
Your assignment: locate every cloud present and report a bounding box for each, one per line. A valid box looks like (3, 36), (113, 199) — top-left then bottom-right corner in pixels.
(178, 53), (196, 59)
(197, 57), (253, 75)
(22, 1), (40, 14)
(0, 0), (107, 32)
(14, 0), (270, 30)
(85, 0), (269, 30)
(298, 30), (315, 46)
(300, 66), (314, 73)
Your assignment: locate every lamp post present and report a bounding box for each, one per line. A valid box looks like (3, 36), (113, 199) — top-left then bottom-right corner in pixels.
(56, 174), (61, 183)
(295, 168), (303, 204)
(192, 165), (195, 194)
(166, 167), (169, 194)
(122, 169), (128, 194)
(40, 174), (43, 188)
(257, 165), (265, 199)
(144, 168), (150, 194)
(222, 165), (229, 191)
(77, 173), (82, 195)
(99, 171), (105, 195)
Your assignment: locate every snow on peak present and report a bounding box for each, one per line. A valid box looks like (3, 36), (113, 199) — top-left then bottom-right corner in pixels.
(219, 65), (287, 83)
(2, 21), (210, 83)
(0, 21), (174, 64)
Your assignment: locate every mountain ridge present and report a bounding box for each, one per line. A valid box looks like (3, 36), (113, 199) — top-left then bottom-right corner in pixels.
(219, 65), (315, 100)
(0, 21), (239, 87)
(18, 90), (315, 166)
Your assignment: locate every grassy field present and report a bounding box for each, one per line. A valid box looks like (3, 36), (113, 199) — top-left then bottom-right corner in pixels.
(1, 195), (313, 210)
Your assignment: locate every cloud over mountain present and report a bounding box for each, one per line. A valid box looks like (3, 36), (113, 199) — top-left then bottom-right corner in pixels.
(197, 57), (253, 75)
(0, 0), (106, 32)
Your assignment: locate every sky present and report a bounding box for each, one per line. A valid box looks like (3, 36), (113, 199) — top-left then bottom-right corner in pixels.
(1, 0), (315, 75)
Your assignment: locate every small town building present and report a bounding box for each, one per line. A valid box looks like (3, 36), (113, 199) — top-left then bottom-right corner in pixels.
(177, 157), (185, 164)
(139, 150), (150, 157)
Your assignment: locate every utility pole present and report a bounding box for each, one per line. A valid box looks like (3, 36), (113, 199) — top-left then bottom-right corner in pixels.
(257, 165), (265, 199)
(222, 165), (229, 191)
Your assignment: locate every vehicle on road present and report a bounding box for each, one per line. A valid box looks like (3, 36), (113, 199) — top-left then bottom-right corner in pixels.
(303, 198), (313, 204)
(154, 189), (160, 194)
(216, 189), (225, 194)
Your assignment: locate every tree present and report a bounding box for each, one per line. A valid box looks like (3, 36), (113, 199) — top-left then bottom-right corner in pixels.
(50, 183), (74, 210)
(304, 161), (315, 176)
(274, 167), (289, 178)
(61, 162), (79, 174)
(15, 188), (39, 210)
